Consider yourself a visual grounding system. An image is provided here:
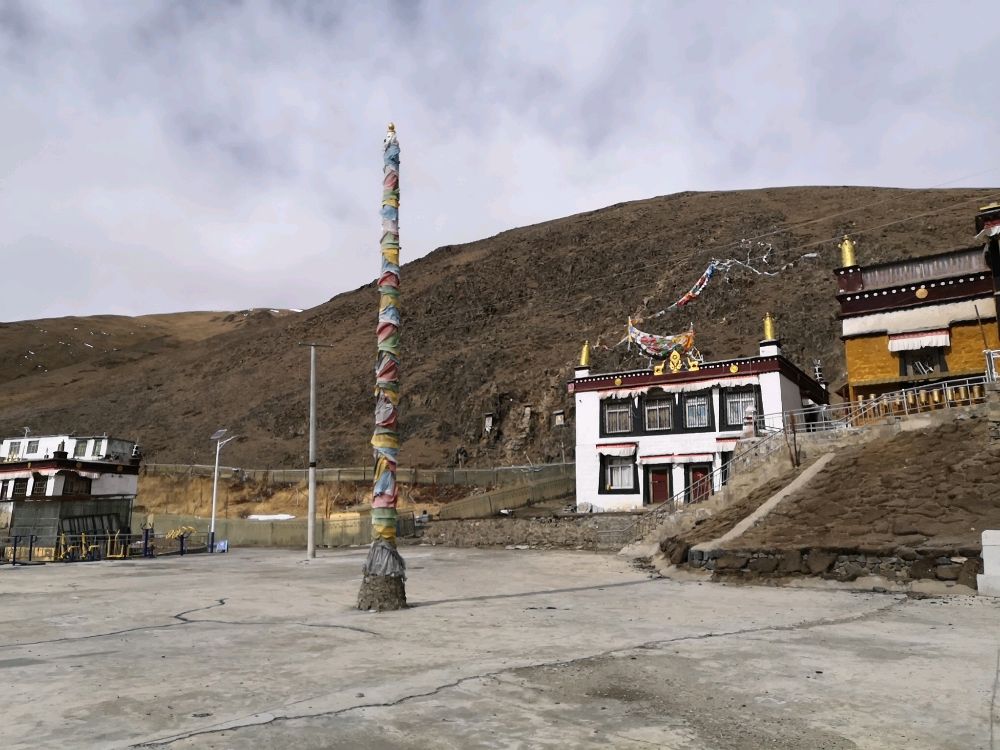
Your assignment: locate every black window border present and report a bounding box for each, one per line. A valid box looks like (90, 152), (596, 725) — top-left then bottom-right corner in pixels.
(641, 390), (676, 433)
(719, 385), (763, 431)
(599, 397), (635, 438)
(898, 347), (949, 377)
(678, 388), (716, 433)
(597, 453), (640, 495)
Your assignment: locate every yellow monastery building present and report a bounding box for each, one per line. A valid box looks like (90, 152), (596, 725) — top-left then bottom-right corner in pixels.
(835, 204), (1000, 401)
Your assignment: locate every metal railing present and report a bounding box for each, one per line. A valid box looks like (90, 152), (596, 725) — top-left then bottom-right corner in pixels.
(986, 349), (1000, 383)
(0, 528), (213, 564)
(597, 427), (791, 548)
(756, 374), (991, 434)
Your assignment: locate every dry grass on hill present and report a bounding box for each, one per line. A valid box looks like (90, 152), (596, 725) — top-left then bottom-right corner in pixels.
(1, 186), (996, 468)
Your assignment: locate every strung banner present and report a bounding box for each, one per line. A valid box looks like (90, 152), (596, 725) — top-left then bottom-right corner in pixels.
(626, 319), (699, 359)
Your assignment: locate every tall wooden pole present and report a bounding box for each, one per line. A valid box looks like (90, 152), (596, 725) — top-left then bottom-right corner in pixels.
(357, 123), (407, 611)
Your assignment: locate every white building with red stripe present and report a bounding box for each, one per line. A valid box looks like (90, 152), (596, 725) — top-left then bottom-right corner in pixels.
(568, 331), (826, 512)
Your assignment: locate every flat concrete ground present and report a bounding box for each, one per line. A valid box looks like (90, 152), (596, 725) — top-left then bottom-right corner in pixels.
(1, 548), (998, 750)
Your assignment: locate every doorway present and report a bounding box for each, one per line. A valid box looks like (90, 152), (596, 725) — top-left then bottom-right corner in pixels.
(645, 466), (672, 505)
(687, 463), (712, 503)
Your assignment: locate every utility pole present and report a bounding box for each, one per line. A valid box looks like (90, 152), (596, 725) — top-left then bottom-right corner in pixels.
(298, 341), (336, 559)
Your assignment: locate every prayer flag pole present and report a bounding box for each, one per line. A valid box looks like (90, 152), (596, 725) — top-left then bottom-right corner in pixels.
(357, 123), (407, 611)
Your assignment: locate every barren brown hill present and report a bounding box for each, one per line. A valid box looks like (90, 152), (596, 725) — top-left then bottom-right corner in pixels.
(0, 309), (298, 384)
(1, 186), (996, 468)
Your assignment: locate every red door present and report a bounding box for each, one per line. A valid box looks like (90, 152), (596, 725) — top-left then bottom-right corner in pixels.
(649, 469), (671, 504)
(689, 464), (711, 503)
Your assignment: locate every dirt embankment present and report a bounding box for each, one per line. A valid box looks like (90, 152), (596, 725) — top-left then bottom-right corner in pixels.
(134, 474), (472, 519)
(730, 413), (999, 554)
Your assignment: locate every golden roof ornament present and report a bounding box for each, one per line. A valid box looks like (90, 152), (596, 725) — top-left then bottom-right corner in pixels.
(579, 340), (591, 367)
(839, 235), (857, 267)
(763, 312), (777, 341)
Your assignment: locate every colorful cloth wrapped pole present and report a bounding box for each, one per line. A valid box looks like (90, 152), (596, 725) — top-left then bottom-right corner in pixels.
(358, 124), (407, 610)
(371, 123), (402, 548)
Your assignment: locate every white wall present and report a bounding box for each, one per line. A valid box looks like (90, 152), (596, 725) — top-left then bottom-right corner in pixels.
(574, 363), (819, 512)
(575, 386), (742, 512)
(0, 435), (134, 461)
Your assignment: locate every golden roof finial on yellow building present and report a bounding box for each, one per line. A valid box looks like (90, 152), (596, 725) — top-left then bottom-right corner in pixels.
(763, 312), (777, 341)
(579, 340), (591, 367)
(839, 235), (857, 267)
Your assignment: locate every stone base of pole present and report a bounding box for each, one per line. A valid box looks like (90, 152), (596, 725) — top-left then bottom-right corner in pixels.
(357, 539), (408, 611)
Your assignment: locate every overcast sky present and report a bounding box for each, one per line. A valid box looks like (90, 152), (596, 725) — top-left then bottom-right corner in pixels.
(2, 0), (998, 321)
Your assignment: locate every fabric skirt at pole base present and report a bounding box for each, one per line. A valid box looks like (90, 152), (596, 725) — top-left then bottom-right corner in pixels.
(357, 573), (407, 611)
(357, 539), (407, 611)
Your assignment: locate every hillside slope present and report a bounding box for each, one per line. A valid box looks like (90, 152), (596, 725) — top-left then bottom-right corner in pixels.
(0, 186), (995, 468)
(729, 413), (999, 553)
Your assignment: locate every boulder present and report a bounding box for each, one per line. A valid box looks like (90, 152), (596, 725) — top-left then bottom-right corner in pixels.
(909, 557), (937, 580)
(837, 562), (866, 582)
(748, 557), (779, 573)
(714, 554), (750, 571)
(806, 551), (837, 574)
(935, 565), (961, 581)
(778, 549), (802, 574)
(957, 558), (982, 589)
(662, 540), (690, 566)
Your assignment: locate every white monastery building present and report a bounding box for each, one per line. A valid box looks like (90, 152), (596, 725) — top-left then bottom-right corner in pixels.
(0, 434), (141, 558)
(568, 321), (827, 512)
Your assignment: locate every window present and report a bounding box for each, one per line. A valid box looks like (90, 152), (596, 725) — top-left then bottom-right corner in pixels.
(73, 441), (87, 458)
(725, 391), (756, 426)
(605, 456), (634, 490)
(91, 440), (103, 457)
(30, 474), (47, 497)
(644, 399), (673, 431)
(63, 474), (92, 496)
(12, 478), (28, 497)
(899, 347), (947, 377)
(7, 441), (21, 460)
(684, 395), (710, 428)
(26, 440), (39, 455)
(603, 400), (632, 433)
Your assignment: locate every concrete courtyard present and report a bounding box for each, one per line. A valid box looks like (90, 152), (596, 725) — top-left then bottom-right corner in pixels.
(1, 547), (998, 749)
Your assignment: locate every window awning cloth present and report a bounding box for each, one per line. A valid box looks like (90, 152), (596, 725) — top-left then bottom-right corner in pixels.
(638, 453), (714, 465)
(596, 443), (638, 457)
(887, 329), (950, 352)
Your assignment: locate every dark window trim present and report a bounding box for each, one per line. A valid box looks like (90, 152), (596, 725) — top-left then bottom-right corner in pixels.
(641, 391), (675, 433)
(898, 347), (949, 377)
(719, 385), (763, 431)
(597, 453), (640, 495)
(678, 388), (716, 433)
(599, 397), (635, 438)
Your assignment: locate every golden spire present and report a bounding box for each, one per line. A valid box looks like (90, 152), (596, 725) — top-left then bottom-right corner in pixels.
(579, 340), (591, 367)
(839, 235), (857, 267)
(763, 312), (777, 341)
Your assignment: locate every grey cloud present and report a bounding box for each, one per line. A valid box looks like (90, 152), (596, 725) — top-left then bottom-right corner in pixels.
(1, 0), (999, 321)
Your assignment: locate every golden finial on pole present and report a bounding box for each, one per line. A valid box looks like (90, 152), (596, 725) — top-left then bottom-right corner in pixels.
(579, 340), (591, 367)
(763, 312), (777, 341)
(839, 235), (857, 267)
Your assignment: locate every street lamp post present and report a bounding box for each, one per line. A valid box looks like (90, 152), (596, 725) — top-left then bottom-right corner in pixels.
(210, 428), (237, 553)
(298, 342), (336, 559)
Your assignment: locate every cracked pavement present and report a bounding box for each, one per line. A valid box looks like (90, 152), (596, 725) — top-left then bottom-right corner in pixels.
(1, 547), (998, 749)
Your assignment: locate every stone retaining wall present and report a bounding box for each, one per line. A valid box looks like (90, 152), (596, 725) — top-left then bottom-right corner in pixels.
(420, 515), (634, 550)
(679, 545), (983, 588)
